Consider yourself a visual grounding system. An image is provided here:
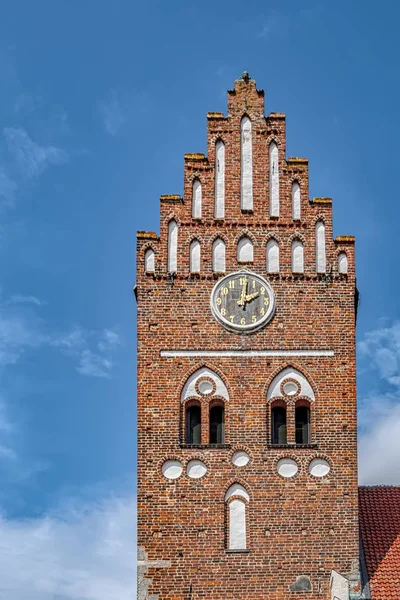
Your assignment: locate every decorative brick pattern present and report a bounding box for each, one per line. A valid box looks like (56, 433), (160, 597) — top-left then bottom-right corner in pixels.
(136, 73), (358, 599)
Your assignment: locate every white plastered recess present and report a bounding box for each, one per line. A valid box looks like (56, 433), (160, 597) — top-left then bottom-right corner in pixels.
(228, 499), (246, 550)
(168, 220), (178, 273)
(292, 240), (304, 273)
(338, 252), (348, 274)
(225, 483), (250, 502)
(267, 367), (315, 401)
(181, 367), (229, 403)
(266, 239), (279, 272)
(316, 221), (326, 273)
(190, 240), (201, 272)
(237, 237), (253, 262)
(144, 248), (155, 272)
(241, 116), (253, 211)
(215, 140), (225, 218)
(192, 179), (202, 218)
(269, 142), (279, 216)
(292, 181), (301, 220)
(212, 238), (226, 272)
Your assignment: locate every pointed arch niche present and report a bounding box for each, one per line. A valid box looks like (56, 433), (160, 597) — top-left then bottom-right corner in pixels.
(316, 220), (326, 273)
(237, 236), (254, 263)
(267, 367), (315, 446)
(215, 140), (225, 219)
(192, 178), (202, 219)
(225, 484), (249, 551)
(181, 367), (229, 446)
(292, 181), (301, 220)
(241, 116), (253, 211)
(190, 240), (201, 273)
(168, 219), (178, 273)
(212, 238), (226, 272)
(266, 239), (279, 273)
(269, 142), (279, 217)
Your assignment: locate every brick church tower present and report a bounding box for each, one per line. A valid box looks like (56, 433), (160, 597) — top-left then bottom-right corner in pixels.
(136, 73), (360, 600)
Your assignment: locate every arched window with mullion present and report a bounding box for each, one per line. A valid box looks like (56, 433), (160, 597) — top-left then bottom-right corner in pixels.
(271, 404), (287, 444)
(186, 403), (201, 445)
(210, 404), (225, 444)
(295, 404), (311, 444)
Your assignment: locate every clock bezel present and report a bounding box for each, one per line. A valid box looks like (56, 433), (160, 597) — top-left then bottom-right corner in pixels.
(210, 269), (276, 334)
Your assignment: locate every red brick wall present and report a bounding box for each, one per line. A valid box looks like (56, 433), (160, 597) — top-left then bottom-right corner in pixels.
(136, 74), (358, 599)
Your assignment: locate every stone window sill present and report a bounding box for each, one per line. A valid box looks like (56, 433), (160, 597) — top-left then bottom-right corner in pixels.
(267, 443), (318, 450)
(225, 549), (251, 554)
(180, 443), (231, 450)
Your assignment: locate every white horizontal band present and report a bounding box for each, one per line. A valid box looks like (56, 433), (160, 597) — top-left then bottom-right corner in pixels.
(160, 350), (334, 358)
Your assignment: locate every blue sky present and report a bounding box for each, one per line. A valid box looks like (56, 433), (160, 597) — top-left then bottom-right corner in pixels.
(0, 0), (399, 597)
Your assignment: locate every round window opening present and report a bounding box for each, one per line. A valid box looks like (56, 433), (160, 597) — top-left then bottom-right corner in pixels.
(198, 379), (213, 395)
(283, 380), (299, 396)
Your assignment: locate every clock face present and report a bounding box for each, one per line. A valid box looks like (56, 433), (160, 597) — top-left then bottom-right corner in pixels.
(210, 271), (275, 333)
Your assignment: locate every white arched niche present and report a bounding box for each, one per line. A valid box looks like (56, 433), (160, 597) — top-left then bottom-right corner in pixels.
(269, 142), (279, 217)
(267, 367), (315, 402)
(215, 140), (225, 219)
(241, 116), (253, 211)
(144, 248), (155, 272)
(192, 179), (202, 219)
(316, 221), (326, 273)
(225, 484), (249, 550)
(237, 237), (253, 262)
(190, 240), (201, 272)
(181, 367), (229, 403)
(292, 239), (304, 273)
(266, 239), (279, 273)
(212, 238), (226, 272)
(292, 181), (301, 220)
(168, 220), (178, 273)
(338, 252), (348, 274)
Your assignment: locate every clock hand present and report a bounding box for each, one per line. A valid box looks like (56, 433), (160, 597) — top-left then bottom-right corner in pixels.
(237, 278), (248, 306)
(245, 292), (259, 302)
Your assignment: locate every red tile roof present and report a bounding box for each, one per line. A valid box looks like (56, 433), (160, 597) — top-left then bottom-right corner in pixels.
(359, 486), (400, 599)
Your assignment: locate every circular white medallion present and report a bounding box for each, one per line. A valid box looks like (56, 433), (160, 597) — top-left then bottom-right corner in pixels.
(198, 379), (213, 395)
(283, 380), (299, 396)
(162, 460), (183, 480)
(277, 458), (298, 478)
(232, 451), (250, 467)
(187, 460), (207, 479)
(309, 458), (330, 478)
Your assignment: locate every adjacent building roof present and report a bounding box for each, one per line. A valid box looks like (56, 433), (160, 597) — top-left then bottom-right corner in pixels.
(359, 486), (400, 599)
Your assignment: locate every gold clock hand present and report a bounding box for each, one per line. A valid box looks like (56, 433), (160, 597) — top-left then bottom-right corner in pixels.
(237, 278), (248, 306)
(245, 292), (259, 302)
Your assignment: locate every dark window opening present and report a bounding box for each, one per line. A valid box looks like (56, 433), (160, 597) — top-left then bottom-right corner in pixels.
(271, 406), (287, 444)
(295, 406), (310, 444)
(209, 405), (225, 444)
(186, 405), (201, 444)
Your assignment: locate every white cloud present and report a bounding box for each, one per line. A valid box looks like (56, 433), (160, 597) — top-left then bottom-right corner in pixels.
(98, 91), (125, 136)
(0, 298), (121, 377)
(52, 326), (121, 379)
(9, 295), (45, 306)
(358, 321), (400, 484)
(0, 494), (137, 600)
(257, 10), (289, 39)
(0, 167), (16, 209)
(4, 127), (68, 178)
(0, 310), (47, 365)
